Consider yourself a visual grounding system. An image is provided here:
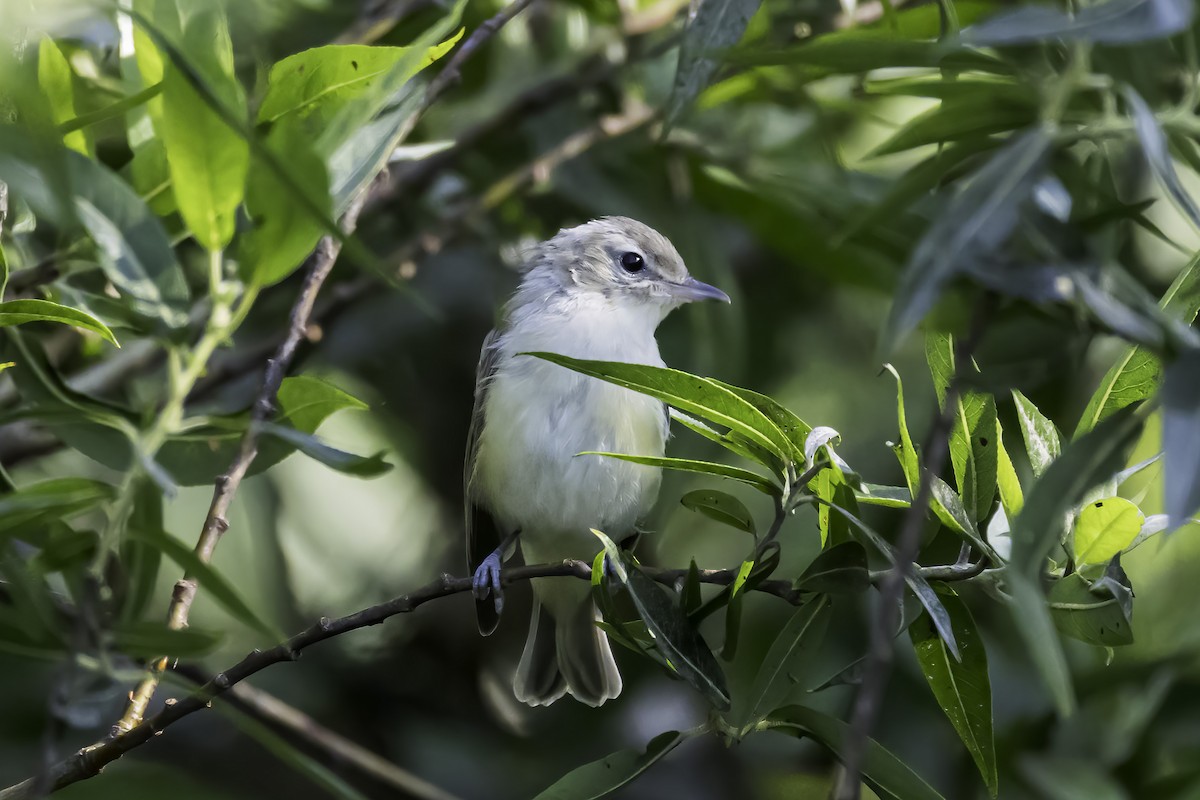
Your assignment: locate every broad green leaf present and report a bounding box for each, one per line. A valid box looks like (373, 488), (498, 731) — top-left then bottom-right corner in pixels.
(158, 6), (248, 250)
(257, 422), (391, 477)
(854, 483), (912, 509)
(1012, 390), (1061, 478)
(817, 468), (858, 546)
(1074, 497), (1143, 565)
(795, 542), (869, 594)
(528, 353), (794, 464)
(37, 37), (89, 155)
(277, 374), (368, 432)
(127, 529), (283, 641)
(733, 595), (832, 728)
(1075, 251), (1200, 437)
(996, 420), (1024, 518)
(531, 730), (689, 800)
(579, 452), (779, 496)
(1049, 571), (1134, 647)
(870, 96), (1035, 157)
(623, 560), (731, 710)
(882, 128), (1052, 350)
(680, 489), (755, 534)
(965, 0), (1193, 46)
(768, 705), (947, 800)
(67, 151), (190, 328)
(1012, 408), (1143, 576)
(926, 331), (998, 522)
(1163, 349), (1200, 528)
(112, 620), (222, 658)
(910, 588), (997, 797)
(665, 0), (763, 129)
(0, 299), (118, 346)
(722, 559), (754, 659)
(240, 123), (331, 287)
(1006, 570), (1075, 715)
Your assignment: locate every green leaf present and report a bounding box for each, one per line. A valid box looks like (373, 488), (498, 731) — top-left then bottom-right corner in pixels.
(158, 5), (248, 250)
(910, 587), (997, 797)
(127, 529), (282, 641)
(1049, 571), (1134, 647)
(854, 483), (912, 509)
(1012, 390), (1062, 479)
(795, 542), (869, 594)
(926, 331), (997, 522)
(1005, 570), (1074, 714)
(37, 37), (89, 155)
(870, 96), (1035, 157)
(1073, 497), (1143, 565)
(0, 299), (118, 346)
(531, 730), (689, 800)
(277, 374), (368, 432)
(1162, 349), (1200, 528)
(579, 453), (778, 496)
(965, 0), (1194, 47)
(680, 559), (703, 615)
(623, 560), (731, 710)
(882, 127), (1052, 350)
(680, 489), (755, 534)
(528, 353), (793, 466)
(995, 420), (1024, 518)
(710, 381), (811, 465)
(1012, 407), (1143, 576)
(665, 0), (763, 129)
(112, 620), (222, 658)
(733, 596), (832, 729)
(0, 478), (115, 539)
(1126, 88), (1200, 231)
(722, 559), (754, 660)
(119, 477), (163, 622)
(257, 422), (391, 477)
(884, 364), (920, 491)
(1075, 251), (1200, 437)
(767, 705), (947, 800)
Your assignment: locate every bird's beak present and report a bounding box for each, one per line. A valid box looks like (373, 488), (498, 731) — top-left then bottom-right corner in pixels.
(669, 277), (731, 304)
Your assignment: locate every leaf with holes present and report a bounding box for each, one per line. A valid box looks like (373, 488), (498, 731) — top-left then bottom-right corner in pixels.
(1074, 497), (1143, 565)
(680, 489), (755, 534)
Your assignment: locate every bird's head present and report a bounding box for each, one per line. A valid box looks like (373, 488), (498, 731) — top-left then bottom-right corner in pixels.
(523, 217), (730, 312)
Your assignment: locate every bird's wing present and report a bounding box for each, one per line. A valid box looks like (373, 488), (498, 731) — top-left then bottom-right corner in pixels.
(465, 328), (505, 635)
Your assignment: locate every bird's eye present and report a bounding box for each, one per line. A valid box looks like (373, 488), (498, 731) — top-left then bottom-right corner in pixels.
(620, 252), (645, 273)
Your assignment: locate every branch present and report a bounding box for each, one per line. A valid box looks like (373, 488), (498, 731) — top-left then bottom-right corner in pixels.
(1, 559), (803, 799)
(835, 297), (996, 800)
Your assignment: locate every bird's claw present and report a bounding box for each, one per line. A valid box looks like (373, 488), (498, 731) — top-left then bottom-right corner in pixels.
(472, 552), (505, 615)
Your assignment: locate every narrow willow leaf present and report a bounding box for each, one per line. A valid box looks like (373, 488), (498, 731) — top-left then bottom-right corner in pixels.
(112, 620), (222, 658)
(768, 705), (947, 800)
(964, 0), (1192, 45)
(680, 489), (755, 534)
(0, 299), (118, 346)
(926, 331), (998, 522)
(1074, 497), (1143, 565)
(795, 542), (869, 594)
(623, 562), (731, 710)
(910, 588), (997, 797)
(665, 0), (763, 129)
(531, 730), (689, 800)
(1012, 408), (1143, 576)
(1163, 349), (1200, 528)
(158, 6), (248, 250)
(1049, 571), (1134, 646)
(680, 559), (703, 615)
(882, 128), (1052, 350)
(257, 422), (391, 477)
(722, 560), (754, 660)
(1075, 251), (1200, 437)
(671, 409), (782, 473)
(38, 37), (89, 155)
(119, 477), (163, 622)
(1006, 570), (1075, 715)
(734, 595), (832, 728)
(1011, 390), (1061, 478)
(930, 475), (998, 560)
(995, 420), (1024, 519)
(528, 353), (794, 464)
(854, 483), (912, 509)
(710, 380), (810, 465)
(870, 96), (1035, 158)
(578, 452), (779, 496)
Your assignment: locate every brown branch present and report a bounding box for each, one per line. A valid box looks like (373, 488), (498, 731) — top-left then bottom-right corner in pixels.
(1, 559), (804, 799)
(111, 0), (540, 736)
(835, 297), (996, 800)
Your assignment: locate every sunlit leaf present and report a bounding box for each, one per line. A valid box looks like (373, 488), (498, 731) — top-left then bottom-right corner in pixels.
(1074, 497), (1143, 565)
(579, 452), (778, 496)
(37, 36), (89, 155)
(0, 299), (118, 346)
(1011, 390), (1061, 479)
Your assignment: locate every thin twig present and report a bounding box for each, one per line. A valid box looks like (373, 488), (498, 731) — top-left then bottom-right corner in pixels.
(835, 297), (995, 800)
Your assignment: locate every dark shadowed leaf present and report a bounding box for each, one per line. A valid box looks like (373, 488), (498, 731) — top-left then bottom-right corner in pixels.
(680, 559), (703, 615)
(624, 561), (731, 710)
(112, 620), (221, 658)
(680, 489), (756, 533)
(870, 97), (1035, 157)
(768, 705), (947, 800)
(733, 595), (832, 728)
(963, 0), (1192, 45)
(531, 730), (689, 800)
(795, 542), (869, 594)
(1006, 570), (1075, 714)
(1049, 570), (1134, 646)
(0, 299), (118, 346)
(882, 128), (1052, 350)
(119, 477), (163, 622)
(1162, 349), (1200, 528)
(666, 0), (763, 129)
(721, 560), (754, 660)
(910, 587), (997, 797)
(1012, 407), (1143, 576)
(257, 422), (391, 477)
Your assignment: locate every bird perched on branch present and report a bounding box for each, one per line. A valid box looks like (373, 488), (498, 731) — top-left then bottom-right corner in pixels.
(465, 217), (730, 707)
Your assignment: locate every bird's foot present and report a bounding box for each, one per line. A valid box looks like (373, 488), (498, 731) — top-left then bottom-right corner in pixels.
(472, 551), (505, 615)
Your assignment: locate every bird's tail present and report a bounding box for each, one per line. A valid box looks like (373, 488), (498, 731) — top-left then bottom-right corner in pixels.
(513, 595), (621, 707)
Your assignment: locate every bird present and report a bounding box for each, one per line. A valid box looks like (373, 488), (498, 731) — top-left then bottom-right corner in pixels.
(464, 216), (730, 707)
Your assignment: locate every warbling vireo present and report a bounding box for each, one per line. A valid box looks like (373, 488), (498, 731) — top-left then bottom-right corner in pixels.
(465, 217), (730, 706)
